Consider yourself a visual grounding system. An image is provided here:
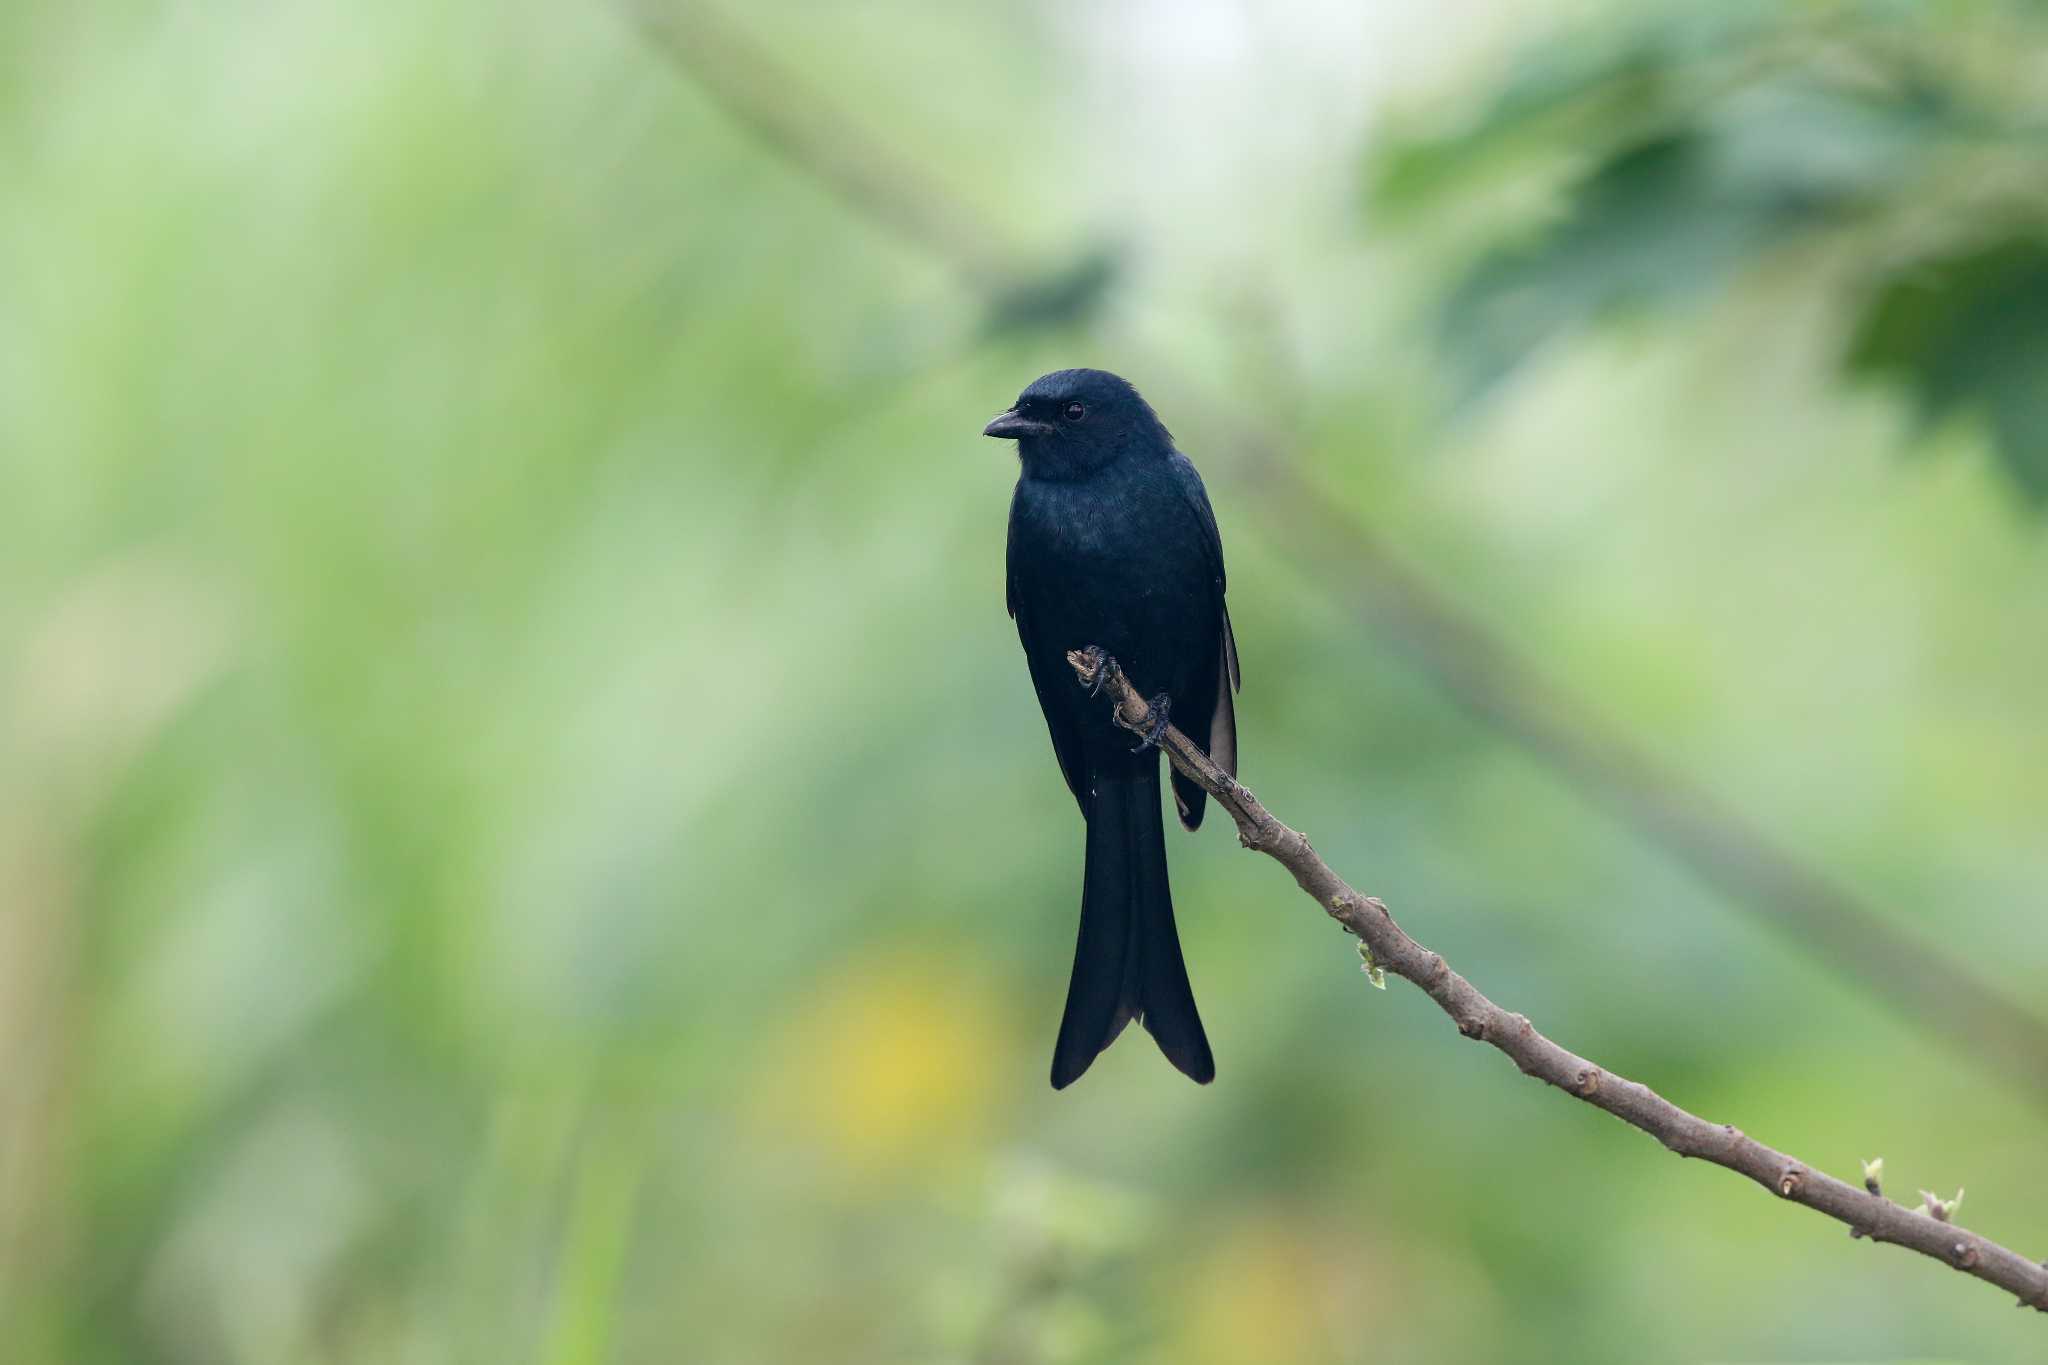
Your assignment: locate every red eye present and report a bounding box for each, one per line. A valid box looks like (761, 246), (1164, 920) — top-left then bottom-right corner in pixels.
(1063, 402), (1086, 422)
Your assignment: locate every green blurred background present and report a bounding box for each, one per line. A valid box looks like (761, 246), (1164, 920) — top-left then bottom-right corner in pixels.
(6, 1), (2048, 1361)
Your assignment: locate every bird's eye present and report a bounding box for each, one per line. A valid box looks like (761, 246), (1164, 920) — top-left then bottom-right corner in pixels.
(1063, 401), (1086, 422)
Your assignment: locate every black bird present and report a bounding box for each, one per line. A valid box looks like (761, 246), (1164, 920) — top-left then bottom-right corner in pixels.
(986, 369), (1240, 1089)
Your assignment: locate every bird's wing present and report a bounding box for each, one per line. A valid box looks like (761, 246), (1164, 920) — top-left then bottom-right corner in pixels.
(1183, 472), (1240, 693)
(1008, 539), (1090, 814)
(1169, 455), (1239, 829)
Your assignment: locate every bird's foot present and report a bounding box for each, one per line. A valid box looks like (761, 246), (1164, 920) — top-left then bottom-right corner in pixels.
(1129, 693), (1172, 753)
(1080, 645), (1113, 696)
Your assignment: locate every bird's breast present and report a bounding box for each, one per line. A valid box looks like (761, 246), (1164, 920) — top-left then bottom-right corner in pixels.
(1011, 476), (1144, 565)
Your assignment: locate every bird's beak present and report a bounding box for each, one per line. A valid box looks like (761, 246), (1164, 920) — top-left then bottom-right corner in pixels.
(983, 409), (1052, 440)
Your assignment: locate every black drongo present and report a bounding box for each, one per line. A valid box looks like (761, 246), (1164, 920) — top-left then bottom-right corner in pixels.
(986, 369), (1240, 1089)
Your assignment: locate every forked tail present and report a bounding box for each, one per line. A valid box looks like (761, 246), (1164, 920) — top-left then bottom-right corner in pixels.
(1050, 769), (1214, 1088)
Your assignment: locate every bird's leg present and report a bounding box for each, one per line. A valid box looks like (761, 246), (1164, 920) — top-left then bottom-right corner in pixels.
(1129, 692), (1172, 753)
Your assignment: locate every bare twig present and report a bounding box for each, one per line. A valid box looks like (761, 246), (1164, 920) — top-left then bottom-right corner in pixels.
(1065, 647), (2048, 1315)
(632, 0), (2048, 1108)
(1228, 453), (2048, 1108)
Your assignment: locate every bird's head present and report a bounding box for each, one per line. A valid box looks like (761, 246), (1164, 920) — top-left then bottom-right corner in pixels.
(982, 368), (1171, 479)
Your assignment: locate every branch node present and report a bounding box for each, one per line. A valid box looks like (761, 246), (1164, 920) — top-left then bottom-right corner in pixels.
(1776, 1166), (1805, 1198)
(1574, 1067), (1602, 1097)
(1920, 1188), (1965, 1222)
(1954, 1242), (1980, 1269)
(1456, 1014), (1487, 1040)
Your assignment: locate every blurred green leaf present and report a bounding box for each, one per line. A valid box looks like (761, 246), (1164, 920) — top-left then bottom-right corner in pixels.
(1368, 9), (1766, 218)
(1436, 130), (1804, 400)
(1426, 77), (1943, 400)
(1847, 235), (2048, 502)
(1375, 1), (2048, 511)
(981, 244), (1122, 339)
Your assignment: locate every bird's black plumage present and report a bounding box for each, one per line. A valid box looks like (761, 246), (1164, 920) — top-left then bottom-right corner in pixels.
(987, 369), (1240, 1089)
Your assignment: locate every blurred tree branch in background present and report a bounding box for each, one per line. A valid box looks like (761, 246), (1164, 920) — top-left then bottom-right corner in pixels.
(623, 0), (1122, 326)
(1068, 646), (2048, 1317)
(624, 1), (1018, 288)
(632, 0), (2048, 1105)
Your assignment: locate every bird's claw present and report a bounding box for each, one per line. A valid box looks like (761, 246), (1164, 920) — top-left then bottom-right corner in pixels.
(1129, 692), (1172, 753)
(1081, 645), (1112, 696)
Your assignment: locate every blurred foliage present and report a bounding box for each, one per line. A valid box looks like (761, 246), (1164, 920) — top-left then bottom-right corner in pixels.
(1847, 234), (2048, 499)
(4, 1), (2048, 1364)
(1372, 0), (2048, 501)
(981, 247), (1126, 340)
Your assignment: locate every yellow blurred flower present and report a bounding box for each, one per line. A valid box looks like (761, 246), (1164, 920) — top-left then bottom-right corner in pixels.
(1155, 1215), (1332, 1365)
(747, 947), (1004, 1171)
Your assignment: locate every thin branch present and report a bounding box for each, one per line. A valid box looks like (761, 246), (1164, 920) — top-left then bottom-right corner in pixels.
(632, 0), (2048, 1109)
(1225, 451), (2048, 1108)
(1065, 647), (2048, 1316)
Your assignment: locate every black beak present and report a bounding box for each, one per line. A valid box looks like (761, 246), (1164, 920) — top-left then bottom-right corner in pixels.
(983, 410), (1053, 440)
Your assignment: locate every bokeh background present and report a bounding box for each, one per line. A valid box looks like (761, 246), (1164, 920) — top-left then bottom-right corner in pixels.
(6, 1), (2048, 1361)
